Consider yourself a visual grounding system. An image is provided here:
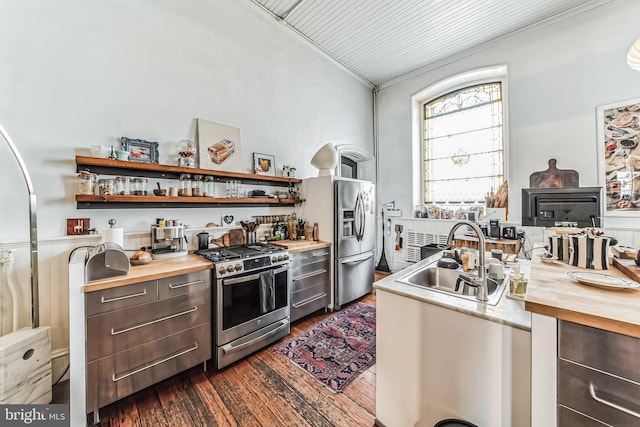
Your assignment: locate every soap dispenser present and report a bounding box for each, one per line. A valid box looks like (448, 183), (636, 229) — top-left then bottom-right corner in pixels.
(509, 263), (528, 298)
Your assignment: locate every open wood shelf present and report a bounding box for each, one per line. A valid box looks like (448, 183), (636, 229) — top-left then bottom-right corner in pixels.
(75, 156), (302, 186)
(75, 156), (301, 209)
(76, 195), (296, 209)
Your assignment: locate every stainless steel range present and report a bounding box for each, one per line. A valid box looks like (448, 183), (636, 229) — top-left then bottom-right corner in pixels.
(196, 243), (290, 369)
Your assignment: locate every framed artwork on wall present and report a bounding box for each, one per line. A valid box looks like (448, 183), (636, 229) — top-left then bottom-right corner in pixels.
(253, 153), (276, 176)
(197, 118), (243, 173)
(120, 137), (159, 164)
(597, 98), (640, 214)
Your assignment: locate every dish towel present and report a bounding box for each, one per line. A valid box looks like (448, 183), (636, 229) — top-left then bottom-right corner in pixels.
(259, 270), (276, 314)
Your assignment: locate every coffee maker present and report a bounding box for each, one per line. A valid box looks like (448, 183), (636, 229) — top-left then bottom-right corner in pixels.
(151, 225), (188, 258)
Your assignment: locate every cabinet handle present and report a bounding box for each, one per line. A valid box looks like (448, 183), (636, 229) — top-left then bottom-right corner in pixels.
(292, 293), (327, 308)
(221, 319), (288, 354)
(101, 288), (147, 303)
(292, 269), (327, 281)
(589, 382), (640, 419)
(169, 278), (204, 289)
(110, 306), (198, 335)
(112, 343), (199, 382)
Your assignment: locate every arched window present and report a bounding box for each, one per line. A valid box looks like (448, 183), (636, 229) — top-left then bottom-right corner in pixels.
(423, 82), (504, 206)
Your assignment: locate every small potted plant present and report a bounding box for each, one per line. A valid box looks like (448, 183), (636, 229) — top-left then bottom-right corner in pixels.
(177, 140), (196, 168)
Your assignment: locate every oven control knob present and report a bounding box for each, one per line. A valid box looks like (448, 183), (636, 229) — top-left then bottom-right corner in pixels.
(283, 254), (289, 260)
(277, 255), (284, 261)
(271, 256), (277, 263)
(234, 264), (242, 271)
(226, 265), (235, 273)
(218, 267), (226, 275)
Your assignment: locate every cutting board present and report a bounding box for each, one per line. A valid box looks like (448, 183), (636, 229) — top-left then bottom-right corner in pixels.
(612, 258), (640, 283)
(229, 229), (245, 246)
(529, 159), (579, 188)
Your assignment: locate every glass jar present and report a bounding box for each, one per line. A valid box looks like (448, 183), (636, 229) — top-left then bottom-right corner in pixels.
(179, 173), (192, 196)
(131, 177), (148, 196)
(115, 176), (130, 195)
(177, 140), (196, 168)
(98, 178), (115, 196)
(192, 174), (203, 197)
(203, 176), (214, 197)
(78, 171), (97, 195)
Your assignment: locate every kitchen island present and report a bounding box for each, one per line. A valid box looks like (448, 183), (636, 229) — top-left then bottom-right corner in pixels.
(373, 257), (531, 427)
(525, 257), (640, 427)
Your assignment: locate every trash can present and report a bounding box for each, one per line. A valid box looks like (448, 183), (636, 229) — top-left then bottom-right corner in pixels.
(434, 419), (478, 427)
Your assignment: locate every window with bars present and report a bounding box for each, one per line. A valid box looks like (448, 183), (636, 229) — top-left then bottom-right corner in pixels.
(423, 82), (504, 206)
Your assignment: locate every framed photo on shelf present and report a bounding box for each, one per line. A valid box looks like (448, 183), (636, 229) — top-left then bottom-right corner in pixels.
(253, 153), (276, 176)
(121, 137), (159, 164)
(596, 97), (640, 214)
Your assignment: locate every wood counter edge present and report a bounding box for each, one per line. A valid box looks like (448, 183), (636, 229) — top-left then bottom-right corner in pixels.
(524, 300), (640, 339)
(271, 240), (331, 253)
(83, 256), (213, 293)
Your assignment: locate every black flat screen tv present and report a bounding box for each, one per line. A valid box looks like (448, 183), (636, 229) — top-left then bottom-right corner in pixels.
(521, 187), (603, 227)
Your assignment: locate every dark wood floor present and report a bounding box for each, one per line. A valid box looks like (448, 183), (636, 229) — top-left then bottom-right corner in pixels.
(57, 281), (385, 427)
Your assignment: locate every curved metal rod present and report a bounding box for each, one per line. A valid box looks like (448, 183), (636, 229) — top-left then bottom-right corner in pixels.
(0, 122), (39, 328)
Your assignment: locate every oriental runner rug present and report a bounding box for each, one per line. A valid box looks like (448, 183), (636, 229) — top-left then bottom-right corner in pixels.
(275, 302), (376, 392)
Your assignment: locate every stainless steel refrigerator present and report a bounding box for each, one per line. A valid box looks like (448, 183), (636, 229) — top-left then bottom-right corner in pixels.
(301, 176), (375, 310)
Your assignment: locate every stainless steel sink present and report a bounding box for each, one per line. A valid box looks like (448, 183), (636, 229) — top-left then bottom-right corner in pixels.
(397, 260), (507, 305)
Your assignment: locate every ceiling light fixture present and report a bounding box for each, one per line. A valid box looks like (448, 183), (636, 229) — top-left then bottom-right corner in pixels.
(627, 36), (640, 71)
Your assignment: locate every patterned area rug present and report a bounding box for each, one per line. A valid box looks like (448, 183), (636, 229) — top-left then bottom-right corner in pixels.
(275, 302), (376, 393)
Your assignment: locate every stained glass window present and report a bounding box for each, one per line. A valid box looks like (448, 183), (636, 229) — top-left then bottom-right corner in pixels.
(423, 82), (504, 206)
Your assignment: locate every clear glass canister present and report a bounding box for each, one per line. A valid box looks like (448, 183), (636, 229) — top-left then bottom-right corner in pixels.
(78, 171), (97, 195)
(179, 173), (192, 196)
(131, 177), (148, 196)
(203, 176), (214, 197)
(115, 176), (130, 195)
(98, 178), (115, 196)
(192, 174), (203, 197)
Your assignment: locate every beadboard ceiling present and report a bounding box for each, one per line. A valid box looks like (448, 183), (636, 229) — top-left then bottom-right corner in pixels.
(249, 0), (609, 86)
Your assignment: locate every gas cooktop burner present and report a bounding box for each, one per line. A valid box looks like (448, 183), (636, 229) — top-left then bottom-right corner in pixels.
(195, 243), (285, 263)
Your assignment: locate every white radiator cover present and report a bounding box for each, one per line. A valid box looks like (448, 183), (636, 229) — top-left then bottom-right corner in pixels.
(405, 231), (449, 262)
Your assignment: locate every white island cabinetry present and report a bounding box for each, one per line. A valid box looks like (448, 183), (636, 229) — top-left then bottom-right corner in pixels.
(375, 288), (531, 427)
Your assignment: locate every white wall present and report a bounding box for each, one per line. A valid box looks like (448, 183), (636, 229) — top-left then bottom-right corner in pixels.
(0, 0), (373, 239)
(377, 0), (640, 236)
(0, 0), (372, 377)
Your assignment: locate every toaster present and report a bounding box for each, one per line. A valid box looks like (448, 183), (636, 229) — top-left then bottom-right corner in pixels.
(502, 226), (517, 240)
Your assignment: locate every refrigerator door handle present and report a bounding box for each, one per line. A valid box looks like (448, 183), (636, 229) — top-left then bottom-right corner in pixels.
(359, 192), (366, 240)
(340, 252), (374, 264)
(355, 192), (365, 241)
(353, 193), (362, 241)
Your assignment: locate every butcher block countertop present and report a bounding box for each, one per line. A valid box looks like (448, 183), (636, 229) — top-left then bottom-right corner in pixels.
(272, 239), (331, 253)
(525, 257), (640, 338)
(83, 253), (213, 293)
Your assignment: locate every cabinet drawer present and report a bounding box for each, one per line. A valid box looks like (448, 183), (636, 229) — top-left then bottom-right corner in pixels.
(292, 281), (328, 307)
(86, 322), (211, 413)
(158, 270), (210, 299)
(558, 405), (609, 427)
(86, 280), (157, 316)
(291, 269), (329, 293)
(291, 259), (330, 280)
(86, 289), (211, 362)
(291, 292), (328, 322)
(559, 320), (640, 383)
(558, 359), (640, 426)
(290, 248), (330, 262)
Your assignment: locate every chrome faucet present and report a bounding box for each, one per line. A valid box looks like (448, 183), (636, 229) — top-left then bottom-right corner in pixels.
(446, 220), (488, 302)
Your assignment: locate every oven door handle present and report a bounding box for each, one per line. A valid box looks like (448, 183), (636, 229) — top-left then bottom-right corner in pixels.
(222, 265), (288, 285)
(220, 319), (289, 354)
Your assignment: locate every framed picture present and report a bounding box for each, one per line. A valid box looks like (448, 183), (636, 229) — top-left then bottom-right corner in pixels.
(197, 118), (243, 172)
(596, 98), (640, 214)
(253, 153), (276, 176)
(121, 137), (159, 164)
